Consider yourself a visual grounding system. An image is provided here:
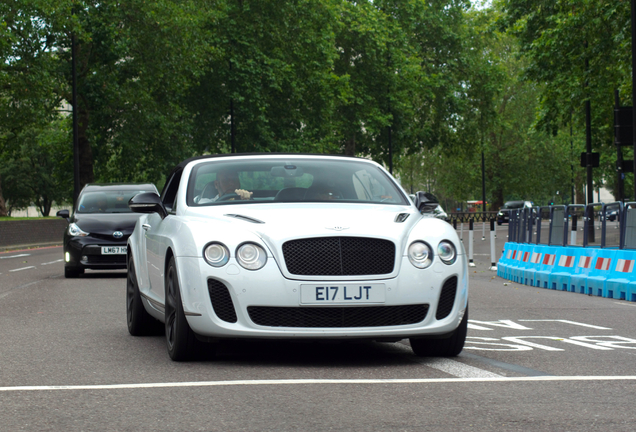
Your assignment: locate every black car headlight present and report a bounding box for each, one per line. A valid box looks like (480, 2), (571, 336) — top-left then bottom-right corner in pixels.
(408, 241), (433, 269)
(68, 223), (89, 237)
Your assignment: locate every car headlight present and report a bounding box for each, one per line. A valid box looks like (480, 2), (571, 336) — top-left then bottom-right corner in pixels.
(408, 241), (433, 269)
(203, 242), (230, 267)
(437, 240), (457, 265)
(236, 243), (267, 270)
(68, 223), (89, 237)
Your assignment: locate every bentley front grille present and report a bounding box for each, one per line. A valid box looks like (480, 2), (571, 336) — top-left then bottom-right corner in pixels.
(247, 304), (428, 328)
(207, 279), (238, 323)
(282, 237), (395, 276)
(435, 276), (458, 320)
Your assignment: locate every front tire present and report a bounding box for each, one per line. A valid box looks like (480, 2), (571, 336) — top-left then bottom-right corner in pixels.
(410, 306), (468, 357)
(127, 256), (163, 336)
(165, 257), (204, 361)
(64, 267), (84, 278)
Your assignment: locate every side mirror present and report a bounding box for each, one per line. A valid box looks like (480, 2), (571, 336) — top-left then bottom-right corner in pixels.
(56, 209), (70, 220)
(413, 191), (439, 214)
(128, 192), (168, 219)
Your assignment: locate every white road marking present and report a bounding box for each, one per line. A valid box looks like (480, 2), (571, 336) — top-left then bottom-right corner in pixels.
(3, 376), (636, 392)
(421, 358), (501, 378)
(41, 259), (63, 265)
(0, 254), (31, 259)
(392, 343), (501, 378)
(468, 322), (494, 330)
(8, 266), (35, 273)
(614, 302), (636, 308)
(519, 320), (612, 330)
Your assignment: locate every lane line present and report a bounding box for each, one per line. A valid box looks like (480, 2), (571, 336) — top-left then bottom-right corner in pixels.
(8, 266), (36, 273)
(3, 376), (636, 392)
(460, 352), (551, 377)
(0, 254), (31, 260)
(41, 259), (63, 265)
(519, 320), (611, 330)
(391, 343), (501, 378)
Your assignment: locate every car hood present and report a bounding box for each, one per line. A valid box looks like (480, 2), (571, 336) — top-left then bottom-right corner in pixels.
(72, 213), (143, 235)
(185, 203), (421, 244)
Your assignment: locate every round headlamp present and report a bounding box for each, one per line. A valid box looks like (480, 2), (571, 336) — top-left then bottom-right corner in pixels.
(236, 243), (267, 270)
(437, 240), (457, 265)
(203, 242), (230, 267)
(408, 241), (433, 269)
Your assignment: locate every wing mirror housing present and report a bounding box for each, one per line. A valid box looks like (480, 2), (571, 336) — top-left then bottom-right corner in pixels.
(129, 192), (168, 219)
(413, 191), (439, 214)
(56, 209), (70, 221)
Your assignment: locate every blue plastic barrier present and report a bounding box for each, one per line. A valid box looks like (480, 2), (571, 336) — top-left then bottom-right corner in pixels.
(604, 250), (636, 300)
(510, 243), (533, 284)
(498, 243), (516, 279)
(521, 245), (544, 286)
(568, 251), (596, 294)
(586, 249), (619, 297)
(533, 246), (560, 289)
(548, 247), (582, 292)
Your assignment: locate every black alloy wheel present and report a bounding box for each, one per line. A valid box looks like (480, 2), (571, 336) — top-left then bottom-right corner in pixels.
(409, 305), (468, 357)
(126, 256), (162, 336)
(165, 257), (205, 361)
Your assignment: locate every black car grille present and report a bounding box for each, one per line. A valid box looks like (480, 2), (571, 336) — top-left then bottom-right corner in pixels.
(247, 304), (428, 328)
(208, 279), (238, 323)
(435, 277), (458, 320)
(90, 233), (130, 241)
(282, 237), (395, 276)
(84, 255), (127, 264)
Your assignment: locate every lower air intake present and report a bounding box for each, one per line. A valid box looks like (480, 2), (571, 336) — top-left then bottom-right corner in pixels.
(436, 276), (458, 320)
(207, 279), (237, 323)
(247, 304), (428, 328)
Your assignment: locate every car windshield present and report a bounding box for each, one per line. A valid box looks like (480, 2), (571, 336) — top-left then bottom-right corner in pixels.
(77, 190), (152, 213)
(187, 158), (409, 206)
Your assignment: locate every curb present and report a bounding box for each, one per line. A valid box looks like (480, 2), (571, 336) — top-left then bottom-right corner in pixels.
(0, 242), (63, 254)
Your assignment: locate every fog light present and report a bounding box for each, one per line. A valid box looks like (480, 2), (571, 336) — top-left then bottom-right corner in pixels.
(82, 255), (88, 261)
(65, 252), (70, 262)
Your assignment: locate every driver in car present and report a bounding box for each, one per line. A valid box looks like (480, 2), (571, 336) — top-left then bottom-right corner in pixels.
(212, 168), (253, 201)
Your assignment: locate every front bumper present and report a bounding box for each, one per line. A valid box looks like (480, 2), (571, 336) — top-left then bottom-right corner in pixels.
(64, 236), (128, 270)
(159, 254), (468, 340)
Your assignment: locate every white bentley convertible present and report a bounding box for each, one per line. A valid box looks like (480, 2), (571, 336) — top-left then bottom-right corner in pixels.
(127, 154), (468, 361)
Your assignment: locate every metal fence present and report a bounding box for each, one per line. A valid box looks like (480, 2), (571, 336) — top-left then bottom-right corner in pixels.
(504, 202), (632, 249)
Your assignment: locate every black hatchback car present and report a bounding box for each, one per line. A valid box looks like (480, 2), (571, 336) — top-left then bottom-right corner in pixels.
(56, 183), (158, 278)
(496, 200), (532, 225)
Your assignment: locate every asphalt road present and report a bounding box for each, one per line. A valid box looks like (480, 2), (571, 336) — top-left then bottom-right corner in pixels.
(1, 228), (635, 431)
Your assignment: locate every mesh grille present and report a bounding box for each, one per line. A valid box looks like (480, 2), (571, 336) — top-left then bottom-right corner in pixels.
(207, 279), (237, 323)
(247, 304), (428, 328)
(282, 237), (395, 276)
(436, 276), (458, 320)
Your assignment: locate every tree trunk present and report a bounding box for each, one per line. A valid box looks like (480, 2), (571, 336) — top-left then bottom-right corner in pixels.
(344, 133), (355, 156)
(0, 176), (7, 216)
(78, 108), (94, 188)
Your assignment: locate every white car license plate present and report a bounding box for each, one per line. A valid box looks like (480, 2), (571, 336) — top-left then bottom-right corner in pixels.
(101, 246), (127, 255)
(300, 284), (385, 304)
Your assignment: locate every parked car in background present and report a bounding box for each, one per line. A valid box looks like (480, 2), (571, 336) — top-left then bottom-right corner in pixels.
(56, 183), (158, 278)
(126, 154), (469, 361)
(496, 200), (533, 225)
